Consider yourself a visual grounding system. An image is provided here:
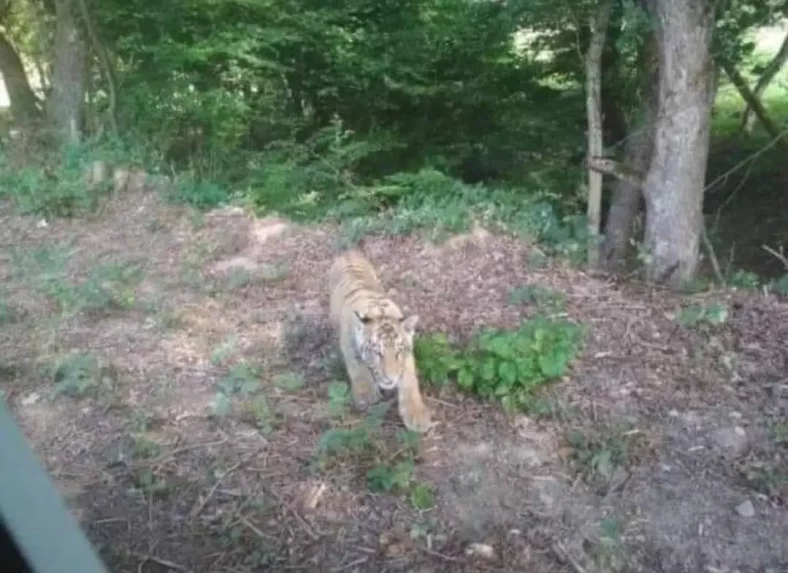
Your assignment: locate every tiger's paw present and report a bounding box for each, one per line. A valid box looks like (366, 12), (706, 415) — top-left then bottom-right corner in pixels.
(399, 399), (434, 433)
(352, 383), (382, 411)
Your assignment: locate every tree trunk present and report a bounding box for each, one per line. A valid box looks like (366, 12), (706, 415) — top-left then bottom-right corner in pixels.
(0, 32), (41, 124)
(584, 0), (613, 268)
(46, 0), (87, 146)
(641, 0), (715, 288)
(740, 31), (788, 134)
(601, 27), (659, 271)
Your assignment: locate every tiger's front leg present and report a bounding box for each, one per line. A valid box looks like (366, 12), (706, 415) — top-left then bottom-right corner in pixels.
(338, 328), (381, 410)
(344, 353), (381, 410)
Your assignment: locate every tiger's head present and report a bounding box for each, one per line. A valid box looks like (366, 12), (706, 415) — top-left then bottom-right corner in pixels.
(352, 309), (419, 391)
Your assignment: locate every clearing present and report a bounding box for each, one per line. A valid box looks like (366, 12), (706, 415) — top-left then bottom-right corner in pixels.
(1, 185), (787, 573)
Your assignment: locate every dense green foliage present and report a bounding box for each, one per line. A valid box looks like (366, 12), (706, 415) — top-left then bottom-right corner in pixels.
(415, 316), (586, 412)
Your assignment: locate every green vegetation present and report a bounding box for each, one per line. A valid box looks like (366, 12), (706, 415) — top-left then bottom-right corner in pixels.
(415, 316), (586, 412)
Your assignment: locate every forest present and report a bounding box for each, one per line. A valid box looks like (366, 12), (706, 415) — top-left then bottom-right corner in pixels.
(1, 0), (788, 572)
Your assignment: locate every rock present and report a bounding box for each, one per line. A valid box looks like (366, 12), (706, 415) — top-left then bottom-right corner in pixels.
(713, 426), (749, 457)
(736, 500), (755, 518)
(465, 543), (496, 560)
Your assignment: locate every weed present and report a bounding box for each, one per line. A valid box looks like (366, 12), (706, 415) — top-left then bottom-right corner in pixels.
(726, 269), (761, 290)
(409, 482), (436, 510)
(326, 380), (352, 418)
(132, 468), (169, 497)
(259, 262), (289, 282)
(771, 274), (788, 296)
(0, 297), (16, 324)
(508, 284), (565, 310)
(589, 516), (626, 573)
(273, 371), (305, 393)
(565, 423), (644, 484)
(49, 352), (112, 398)
(676, 302), (729, 328)
(415, 316), (585, 412)
(210, 336), (238, 366)
(226, 268), (253, 289)
(241, 395), (277, 433)
(211, 362), (262, 417)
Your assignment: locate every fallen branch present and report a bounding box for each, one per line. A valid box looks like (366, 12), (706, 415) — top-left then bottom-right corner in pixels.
(762, 244), (788, 271)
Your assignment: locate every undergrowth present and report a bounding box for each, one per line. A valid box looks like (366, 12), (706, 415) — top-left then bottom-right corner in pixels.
(414, 315), (586, 412)
(314, 398), (435, 510)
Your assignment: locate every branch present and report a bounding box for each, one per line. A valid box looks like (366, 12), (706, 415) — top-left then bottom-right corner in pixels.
(719, 58), (788, 154)
(586, 156), (644, 187)
(77, 0), (118, 135)
(739, 31), (788, 133)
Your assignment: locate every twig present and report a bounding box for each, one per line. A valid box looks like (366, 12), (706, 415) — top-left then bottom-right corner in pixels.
(239, 515), (279, 540)
(425, 396), (457, 408)
(135, 553), (190, 573)
(762, 244), (788, 270)
(145, 438), (228, 467)
(701, 223), (724, 283)
(268, 490), (320, 540)
(550, 541), (588, 573)
(705, 124), (788, 195)
(330, 557), (369, 572)
(189, 461), (242, 521)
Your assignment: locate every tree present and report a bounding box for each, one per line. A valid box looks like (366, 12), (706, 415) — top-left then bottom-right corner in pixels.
(601, 25), (658, 271)
(584, 0), (613, 267)
(0, 30), (40, 124)
(639, 0), (715, 287)
(46, 0), (86, 145)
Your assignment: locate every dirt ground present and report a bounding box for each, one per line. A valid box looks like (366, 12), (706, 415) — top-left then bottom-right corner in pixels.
(1, 187), (787, 573)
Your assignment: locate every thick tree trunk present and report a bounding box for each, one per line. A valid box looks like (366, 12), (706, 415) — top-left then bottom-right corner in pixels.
(46, 0), (87, 145)
(740, 32), (788, 134)
(0, 32), (41, 124)
(601, 28), (659, 271)
(584, 0), (613, 268)
(641, 0), (715, 288)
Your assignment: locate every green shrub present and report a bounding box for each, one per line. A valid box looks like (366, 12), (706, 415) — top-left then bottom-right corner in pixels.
(415, 316), (586, 411)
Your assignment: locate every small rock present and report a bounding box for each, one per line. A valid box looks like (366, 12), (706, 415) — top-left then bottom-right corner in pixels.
(20, 392), (40, 406)
(736, 500), (755, 517)
(465, 543), (496, 560)
(713, 426), (749, 457)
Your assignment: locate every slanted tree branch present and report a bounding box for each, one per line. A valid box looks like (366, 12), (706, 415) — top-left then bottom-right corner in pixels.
(739, 32), (788, 134)
(719, 58), (788, 154)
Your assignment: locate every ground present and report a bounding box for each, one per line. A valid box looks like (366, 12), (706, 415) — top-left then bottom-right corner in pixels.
(1, 187), (787, 573)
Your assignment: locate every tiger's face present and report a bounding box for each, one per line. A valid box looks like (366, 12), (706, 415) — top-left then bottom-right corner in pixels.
(353, 311), (419, 391)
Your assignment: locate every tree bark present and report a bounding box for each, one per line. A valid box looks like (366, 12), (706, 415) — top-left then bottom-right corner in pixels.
(721, 59), (788, 153)
(0, 31), (41, 124)
(641, 0), (715, 288)
(740, 31), (788, 134)
(601, 27), (659, 272)
(46, 0), (87, 146)
(584, 0), (613, 268)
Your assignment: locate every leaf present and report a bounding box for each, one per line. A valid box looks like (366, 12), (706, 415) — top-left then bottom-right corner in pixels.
(212, 392), (232, 417)
(410, 483), (435, 510)
(498, 361), (518, 385)
(457, 367), (474, 390)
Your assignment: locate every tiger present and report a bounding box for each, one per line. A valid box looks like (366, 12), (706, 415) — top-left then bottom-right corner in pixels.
(328, 249), (433, 433)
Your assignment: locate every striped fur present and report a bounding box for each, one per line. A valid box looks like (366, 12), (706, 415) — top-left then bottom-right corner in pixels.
(328, 250), (433, 432)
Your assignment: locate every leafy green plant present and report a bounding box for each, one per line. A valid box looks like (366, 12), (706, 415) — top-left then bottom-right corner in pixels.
(726, 269), (761, 290)
(676, 302), (729, 327)
(415, 316), (585, 411)
(565, 424), (644, 483)
(771, 274), (788, 296)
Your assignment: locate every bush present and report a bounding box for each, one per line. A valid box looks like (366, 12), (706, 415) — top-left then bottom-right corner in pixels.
(415, 316), (586, 411)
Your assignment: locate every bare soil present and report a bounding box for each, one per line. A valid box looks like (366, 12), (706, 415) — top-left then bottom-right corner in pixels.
(1, 187), (787, 573)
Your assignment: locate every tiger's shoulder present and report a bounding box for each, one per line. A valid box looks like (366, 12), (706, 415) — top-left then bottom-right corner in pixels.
(328, 249), (401, 322)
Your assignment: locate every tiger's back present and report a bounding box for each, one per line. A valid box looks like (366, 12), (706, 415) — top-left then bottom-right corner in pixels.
(327, 249), (433, 433)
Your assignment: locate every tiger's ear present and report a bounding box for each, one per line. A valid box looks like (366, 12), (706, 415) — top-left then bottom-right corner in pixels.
(401, 314), (419, 338)
(354, 310), (372, 323)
